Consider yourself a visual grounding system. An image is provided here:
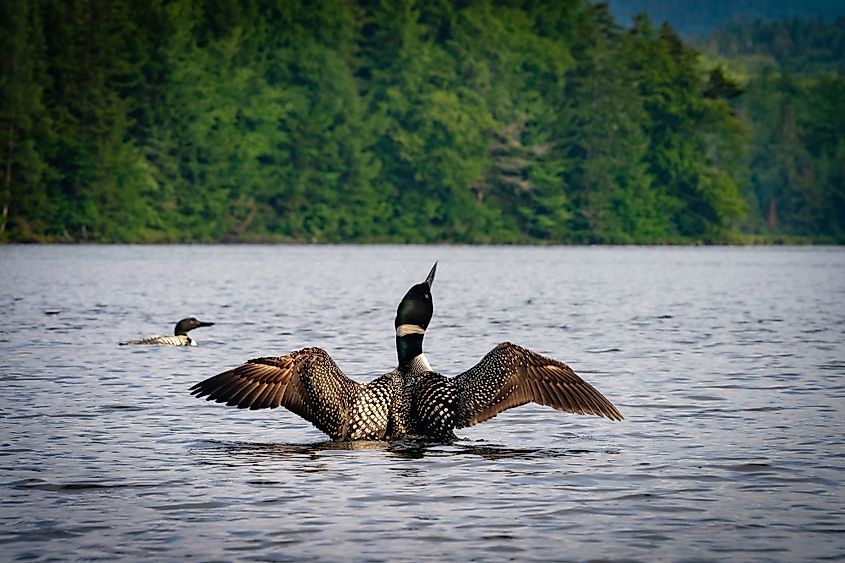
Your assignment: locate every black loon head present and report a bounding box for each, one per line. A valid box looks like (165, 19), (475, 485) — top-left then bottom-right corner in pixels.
(174, 317), (215, 336)
(395, 263), (436, 370)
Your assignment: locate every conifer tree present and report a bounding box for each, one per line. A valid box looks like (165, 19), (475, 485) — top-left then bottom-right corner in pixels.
(0, 0), (50, 240)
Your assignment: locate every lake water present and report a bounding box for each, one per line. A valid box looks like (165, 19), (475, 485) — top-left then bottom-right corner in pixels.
(1, 244), (843, 561)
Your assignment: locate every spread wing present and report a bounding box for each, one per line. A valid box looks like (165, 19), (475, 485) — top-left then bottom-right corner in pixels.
(452, 342), (623, 428)
(189, 347), (362, 438)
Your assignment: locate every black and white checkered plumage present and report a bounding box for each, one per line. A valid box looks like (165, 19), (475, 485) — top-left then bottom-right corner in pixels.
(190, 264), (623, 441)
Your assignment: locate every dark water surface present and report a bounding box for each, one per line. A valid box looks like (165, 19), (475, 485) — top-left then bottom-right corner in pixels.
(1, 245), (843, 561)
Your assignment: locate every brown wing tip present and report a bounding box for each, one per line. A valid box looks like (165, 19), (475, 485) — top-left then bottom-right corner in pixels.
(589, 391), (624, 421)
(603, 407), (624, 421)
(188, 384), (221, 401)
(187, 370), (235, 401)
(578, 391), (624, 422)
(188, 359), (294, 411)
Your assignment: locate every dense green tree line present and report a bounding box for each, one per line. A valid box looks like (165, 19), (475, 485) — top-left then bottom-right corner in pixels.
(0, 0), (835, 243)
(730, 71), (845, 240)
(698, 18), (845, 241)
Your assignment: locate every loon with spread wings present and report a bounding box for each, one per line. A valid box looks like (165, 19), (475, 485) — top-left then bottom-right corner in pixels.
(189, 264), (622, 440)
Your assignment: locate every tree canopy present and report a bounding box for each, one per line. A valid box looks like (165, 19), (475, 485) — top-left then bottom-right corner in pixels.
(0, 0), (840, 243)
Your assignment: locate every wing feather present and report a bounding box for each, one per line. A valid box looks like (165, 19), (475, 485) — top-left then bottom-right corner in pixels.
(189, 347), (361, 437)
(267, 382), (286, 409)
(452, 342), (623, 427)
(241, 382), (270, 409)
(227, 381), (262, 407)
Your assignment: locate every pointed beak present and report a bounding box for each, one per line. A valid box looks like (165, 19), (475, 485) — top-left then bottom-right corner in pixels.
(425, 262), (437, 288)
(197, 321), (215, 328)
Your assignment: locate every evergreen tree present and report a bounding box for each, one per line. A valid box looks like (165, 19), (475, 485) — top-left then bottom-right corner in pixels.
(444, 1), (577, 241)
(628, 16), (745, 241)
(39, 0), (153, 241)
(561, 5), (670, 243)
(0, 0), (51, 240)
(360, 0), (496, 242)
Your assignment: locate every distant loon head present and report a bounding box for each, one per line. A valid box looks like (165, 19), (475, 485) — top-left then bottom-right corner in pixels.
(395, 262), (436, 370)
(174, 317), (215, 336)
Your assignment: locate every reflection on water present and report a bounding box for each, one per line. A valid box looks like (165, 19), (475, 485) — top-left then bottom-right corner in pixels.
(0, 244), (843, 561)
(191, 438), (608, 464)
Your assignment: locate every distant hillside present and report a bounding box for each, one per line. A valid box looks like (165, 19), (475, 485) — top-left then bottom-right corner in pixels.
(605, 0), (845, 37)
(696, 17), (845, 74)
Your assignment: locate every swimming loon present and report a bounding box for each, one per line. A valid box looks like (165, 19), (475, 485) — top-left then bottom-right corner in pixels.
(120, 317), (214, 346)
(189, 264), (622, 440)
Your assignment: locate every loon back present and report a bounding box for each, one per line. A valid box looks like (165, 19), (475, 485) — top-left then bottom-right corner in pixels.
(123, 334), (195, 346)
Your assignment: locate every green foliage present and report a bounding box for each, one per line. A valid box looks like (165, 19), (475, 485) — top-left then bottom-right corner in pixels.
(561, 6), (673, 243)
(698, 17), (845, 242)
(738, 70), (845, 239)
(0, 0), (51, 240)
(3, 0), (835, 244)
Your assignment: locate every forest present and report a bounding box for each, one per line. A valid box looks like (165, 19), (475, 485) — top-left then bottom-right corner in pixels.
(1, 0), (843, 243)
